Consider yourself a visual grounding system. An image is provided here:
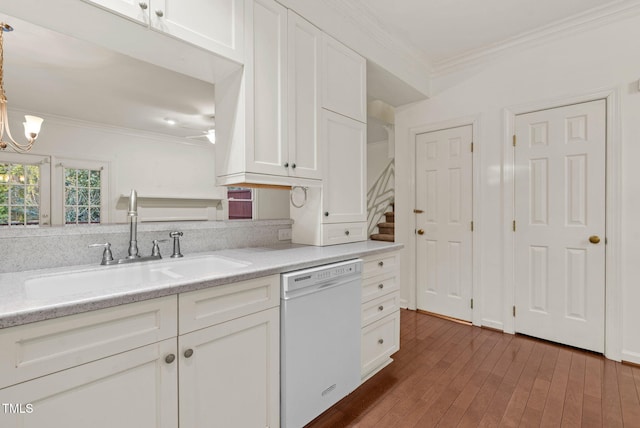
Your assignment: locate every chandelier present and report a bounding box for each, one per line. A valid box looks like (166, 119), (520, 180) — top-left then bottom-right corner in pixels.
(0, 23), (43, 152)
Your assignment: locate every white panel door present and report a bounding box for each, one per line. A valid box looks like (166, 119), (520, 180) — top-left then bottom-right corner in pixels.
(321, 110), (367, 224)
(514, 99), (606, 353)
(415, 125), (473, 321)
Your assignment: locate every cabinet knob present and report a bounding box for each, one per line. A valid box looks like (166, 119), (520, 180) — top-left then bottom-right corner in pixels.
(138, 2), (148, 9)
(291, 163), (296, 169)
(165, 354), (176, 364)
(345, 230), (350, 236)
(589, 235), (601, 244)
(378, 339), (384, 344)
(378, 283), (384, 289)
(378, 261), (384, 267)
(184, 349), (194, 358)
(284, 162), (289, 168)
(378, 305), (384, 311)
(155, 9), (164, 17)
(324, 212), (329, 217)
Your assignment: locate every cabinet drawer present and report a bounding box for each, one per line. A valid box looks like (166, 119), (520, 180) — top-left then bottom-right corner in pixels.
(321, 222), (367, 245)
(361, 311), (400, 377)
(179, 275), (279, 334)
(362, 293), (400, 327)
(362, 252), (399, 279)
(0, 296), (177, 389)
(362, 273), (399, 303)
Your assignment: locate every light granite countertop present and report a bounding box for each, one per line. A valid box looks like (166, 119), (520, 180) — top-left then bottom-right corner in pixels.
(0, 240), (402, 329)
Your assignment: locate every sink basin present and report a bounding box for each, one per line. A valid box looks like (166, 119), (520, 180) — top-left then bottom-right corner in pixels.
(24, 255), (251, 299)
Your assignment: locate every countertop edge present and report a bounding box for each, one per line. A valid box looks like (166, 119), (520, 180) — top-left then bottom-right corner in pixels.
(0, 242), (403, 329)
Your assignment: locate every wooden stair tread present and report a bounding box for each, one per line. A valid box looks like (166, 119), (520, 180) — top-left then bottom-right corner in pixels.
(370, 233), (395, 242)
(377, 222), (395, 228)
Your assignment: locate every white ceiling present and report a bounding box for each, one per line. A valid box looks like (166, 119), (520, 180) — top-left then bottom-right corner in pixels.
(342, 0), (621, 67)
(0, 1), (626, 140)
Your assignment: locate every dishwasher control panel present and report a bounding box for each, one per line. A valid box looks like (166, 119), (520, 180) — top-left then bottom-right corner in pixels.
(281, 259), (362, 295)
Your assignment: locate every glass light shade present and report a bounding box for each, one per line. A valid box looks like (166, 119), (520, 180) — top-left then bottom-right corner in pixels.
(23, 115), (44, 140)
(206, 129), (216, 144)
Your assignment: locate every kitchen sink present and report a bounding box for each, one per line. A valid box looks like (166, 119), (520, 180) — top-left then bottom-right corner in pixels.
(24, 255), (251, 299)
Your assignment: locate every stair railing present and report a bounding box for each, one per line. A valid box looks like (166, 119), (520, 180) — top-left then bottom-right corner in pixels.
(367, 160), (395, 236)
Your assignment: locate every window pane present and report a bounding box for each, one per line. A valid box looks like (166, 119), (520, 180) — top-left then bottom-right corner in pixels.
(25, 165), (39, 185)
(65, 169), (77, 187)
(9, 165), (24, 184)
(78, 170), (89, 187)
(0, 184), (7, 205)
(26, 207), (39, 225)
(0, 206), (8, 225)
(0, 164), (9, 182)
(78, 206), (88, 223)
(10, 185), (25, 205)
(25, 185), (39, 206)
(65, 188), (77, 205)
(78, 188), (88, 206)
(11, 207), (24, 225)
(90, 170), (100, 187)
(90, 207), (101, 223)
(65, 207), (77, 224)
(90, 188), (101, 205)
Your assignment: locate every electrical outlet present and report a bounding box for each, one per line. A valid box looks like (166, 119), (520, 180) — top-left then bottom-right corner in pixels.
(278, 228), (292, 241)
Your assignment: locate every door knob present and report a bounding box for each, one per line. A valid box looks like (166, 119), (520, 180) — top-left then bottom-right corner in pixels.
(589, 235), (601, 244)
(417, 229), (425, 235)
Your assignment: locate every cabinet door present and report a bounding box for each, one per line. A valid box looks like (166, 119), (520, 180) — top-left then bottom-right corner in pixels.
(0, 339), (178, 428)
(249, 0), (289, 176)
(322, 109), (367, 224)
(322, 34), (367, 123)
(151, 0), (244, 62)
(83, 0), (149, 24)
(179, 307), (279, 428)
(287, 11), (322, 180)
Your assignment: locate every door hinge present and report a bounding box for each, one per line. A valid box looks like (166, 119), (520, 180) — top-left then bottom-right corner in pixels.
(471, 221), (474, 232)
(512, 134), (516, 147)
(512, 220), (516, 232)
(471, 142), (474, 153)
(513, 305), (516, 317)
(470, 298), (474, 309)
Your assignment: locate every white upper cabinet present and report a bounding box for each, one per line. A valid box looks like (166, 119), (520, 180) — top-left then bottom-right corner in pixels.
(321, 109), (366, 224)
(250, 0), (289, 177)
(84, 0), (245, 62)
(322, 34), (367, 123)
(287, 11), (322, 180)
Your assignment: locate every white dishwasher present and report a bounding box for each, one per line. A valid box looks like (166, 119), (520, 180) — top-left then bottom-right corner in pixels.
(280, 259), (362, 428)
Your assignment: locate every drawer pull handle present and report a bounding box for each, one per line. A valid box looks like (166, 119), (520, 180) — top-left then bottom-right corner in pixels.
(345, 230), (350, 236)
(378, 305), (384, 311)
(184, 349), (194, 358)
(378, 284), (384, 289)
(165, 354), (176, 364)
(378, 339), (384, 344)
(378, 261), (384, 267)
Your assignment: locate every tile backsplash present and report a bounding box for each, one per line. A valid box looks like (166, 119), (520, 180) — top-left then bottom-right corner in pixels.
(0, 219), (292, 273)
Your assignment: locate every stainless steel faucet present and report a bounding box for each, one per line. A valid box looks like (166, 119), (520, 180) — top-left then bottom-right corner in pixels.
(127, 189), (139, 259)
(89, 189), (178, 265)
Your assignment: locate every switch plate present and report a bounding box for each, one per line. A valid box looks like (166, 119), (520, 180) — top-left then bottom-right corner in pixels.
(278, 228), (292, 241)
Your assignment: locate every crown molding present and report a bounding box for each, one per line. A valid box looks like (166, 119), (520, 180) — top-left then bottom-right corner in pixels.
(432, 0), (640, 77)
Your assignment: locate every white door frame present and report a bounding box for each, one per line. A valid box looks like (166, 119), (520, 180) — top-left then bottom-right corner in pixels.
(502, 88), (622, 361)
(407, 116), (482, 326)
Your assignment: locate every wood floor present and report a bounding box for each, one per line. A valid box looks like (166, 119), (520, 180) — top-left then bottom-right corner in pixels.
(306, 309), (640, 428)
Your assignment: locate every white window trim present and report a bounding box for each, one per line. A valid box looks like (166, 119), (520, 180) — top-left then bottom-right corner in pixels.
(0, 152), (51, 226)
(51, 157), (110, 226)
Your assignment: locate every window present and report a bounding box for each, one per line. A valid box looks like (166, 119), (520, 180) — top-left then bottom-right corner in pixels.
(52, 159), (109, 226)
(63, 167), (102, 224)
(0, 153), (51, 226)
(227, 187), (253, 219)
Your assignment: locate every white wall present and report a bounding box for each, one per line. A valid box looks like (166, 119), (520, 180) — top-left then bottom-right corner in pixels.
(367, 140), (391, 190)
(395, 13), (640, 363)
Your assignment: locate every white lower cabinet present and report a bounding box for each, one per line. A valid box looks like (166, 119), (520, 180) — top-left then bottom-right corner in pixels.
(0, 338), (178, 428)
(179, 307), (279, 428)
(361, 252), (401, 381)
(0, 276), (280, 428)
